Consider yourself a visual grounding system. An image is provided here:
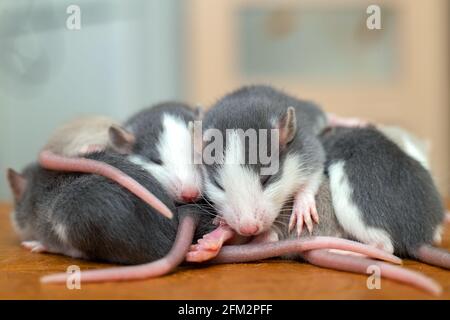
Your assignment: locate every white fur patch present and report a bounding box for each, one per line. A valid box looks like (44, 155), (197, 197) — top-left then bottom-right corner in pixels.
(378, 125), (430, 170)
(205, 130), (307, 234)
(433, 225), (443, 245)
(329, 161), (394, 253)
(402, 138), (429, 170)
(53, 223), (69, 244)
(129, 114), (202, 199)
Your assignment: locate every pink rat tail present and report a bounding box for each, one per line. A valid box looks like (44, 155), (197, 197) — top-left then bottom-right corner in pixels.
(302, 249), (442, 296)
(210, 236), (402, 265)
(38, 150), (173, 219)
(41, 213), (197, 284)
(412, 244), (450, 270)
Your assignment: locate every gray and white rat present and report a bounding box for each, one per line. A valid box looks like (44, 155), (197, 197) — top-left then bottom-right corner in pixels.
(115, 102), (204, 203)
(193, 179), (442, 295)
(40, 102), (206, 216)
(319, 126), (448, 267)
(32, 161), (403, 286)
(199, 85), (328, 239)
(29, 155), (439, 294)
(38, 115), (173, 218)
(7, 151), (215, 282)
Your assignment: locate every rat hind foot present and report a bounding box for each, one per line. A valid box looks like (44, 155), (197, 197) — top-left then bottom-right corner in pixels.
(186, 224), (236, 262)
(21, 241), (48, 253)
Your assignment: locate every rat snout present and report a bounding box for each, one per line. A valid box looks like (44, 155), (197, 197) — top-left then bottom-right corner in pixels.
(238, 224), (260, 236)
(180, 187), (200, 202)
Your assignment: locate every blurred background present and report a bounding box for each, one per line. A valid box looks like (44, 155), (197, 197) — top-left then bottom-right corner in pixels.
(0, 0), (448, 200)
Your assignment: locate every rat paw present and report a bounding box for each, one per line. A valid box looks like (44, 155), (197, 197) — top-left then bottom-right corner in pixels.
(186, 244), (220, 262)
(289, 192), (319, 236)
(185, 224), (236, 262)
(21, 241), (47, 253)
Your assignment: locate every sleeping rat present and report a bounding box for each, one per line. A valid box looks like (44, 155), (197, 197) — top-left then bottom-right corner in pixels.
(199, 85), (328, 239)
(40, 102), (206, 216)
(319, 126), (448, 266)
(182, 178), (440, 295)
(38, 115), (173, 219)
(117, 102), (204, 203)
(34, 167), (403, 285)
(33, 154), (433, 293)
(7, 151), (215, 282)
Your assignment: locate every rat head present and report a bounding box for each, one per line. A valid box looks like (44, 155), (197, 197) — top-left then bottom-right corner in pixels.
(112, 104), (203, 203)
(202, 106), (301, 236)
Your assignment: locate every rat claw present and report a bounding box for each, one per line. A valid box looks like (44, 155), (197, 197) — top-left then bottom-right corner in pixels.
(304, 211), (313, 234)
(291, 191), (319, 236)
(311, 205), (319, 224)
(296, 213), (304, 237)
(289, 212), (297, 232)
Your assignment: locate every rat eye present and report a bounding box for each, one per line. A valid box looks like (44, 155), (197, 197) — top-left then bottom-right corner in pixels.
(211, 177), (224, 191)
(260, 175), (271, 187)
(150, 158), (163, 165)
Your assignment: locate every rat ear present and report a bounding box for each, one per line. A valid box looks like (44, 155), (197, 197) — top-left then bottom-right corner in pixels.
(7, 169), (27, 202)
(108, 125), (136, 154)
(277, 106), (297, 146)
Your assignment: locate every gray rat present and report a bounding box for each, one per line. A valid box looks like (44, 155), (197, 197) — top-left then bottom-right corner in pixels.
(39, 102), (207, 217)
(318, 126), (448, 267)
(199, 85), (327, 241)
(207, 179), (443, 295)
(38, 115), (173, 219)
(116, 102), (204, 203)
(7, 151), (215, 283)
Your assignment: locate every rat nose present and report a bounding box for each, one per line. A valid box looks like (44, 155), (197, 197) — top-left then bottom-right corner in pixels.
(239, 224), (259, 236)
(180, 188), (200, 202)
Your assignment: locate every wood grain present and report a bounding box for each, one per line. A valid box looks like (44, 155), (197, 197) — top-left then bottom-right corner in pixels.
(0, 202), (449, 300)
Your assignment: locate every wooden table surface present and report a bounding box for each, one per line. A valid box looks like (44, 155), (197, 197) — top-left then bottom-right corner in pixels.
(0, 202), (449, 300)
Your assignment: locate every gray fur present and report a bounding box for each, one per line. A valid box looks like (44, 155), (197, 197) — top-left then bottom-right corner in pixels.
(320, 126), (445, 257)
(275, 177), (346, 240)
(203, 84), (326, 188)
(125, 102), (198, 163)
(12, 152), (214, 265)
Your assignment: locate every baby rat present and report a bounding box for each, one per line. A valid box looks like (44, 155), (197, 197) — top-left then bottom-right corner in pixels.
(320, 126), (448, 268)
(200, 85), (327, 238)
(113, 102), (204, 203)
(42, 116), (122, 156)
(190, 179), (442, 295)
(7, 152), (215, 283)
(38, 115), (173, 219)
(30, 163), (401, 286)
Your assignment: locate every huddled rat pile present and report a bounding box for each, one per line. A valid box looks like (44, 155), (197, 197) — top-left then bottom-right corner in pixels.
(6, 85), (450, 295)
